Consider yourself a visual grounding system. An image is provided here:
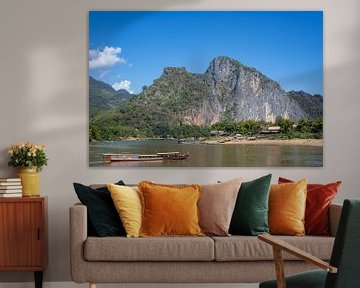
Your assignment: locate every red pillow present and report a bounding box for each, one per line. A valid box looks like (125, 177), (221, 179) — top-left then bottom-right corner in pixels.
(278, 177), (341, 236)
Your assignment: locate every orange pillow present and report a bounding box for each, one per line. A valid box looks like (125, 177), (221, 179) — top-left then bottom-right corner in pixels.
(278, 177), (341, 236)
(138, 181), (204, 237)
(269, 179), (307, 236)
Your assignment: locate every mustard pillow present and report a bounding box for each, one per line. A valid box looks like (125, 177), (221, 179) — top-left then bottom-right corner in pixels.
(138, 181), (204, 237)
(269, 179), (307, 236)
(107, 183), (142, 238)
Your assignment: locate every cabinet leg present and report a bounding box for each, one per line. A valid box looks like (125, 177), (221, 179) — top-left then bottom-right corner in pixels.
(34, 271), (43, 288)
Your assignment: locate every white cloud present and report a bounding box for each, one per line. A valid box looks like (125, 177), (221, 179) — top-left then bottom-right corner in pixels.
(112, 80), (133, 94)
(89, 46), (125, 69)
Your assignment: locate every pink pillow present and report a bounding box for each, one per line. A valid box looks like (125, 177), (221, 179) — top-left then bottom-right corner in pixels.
(198, 178), (242, 236)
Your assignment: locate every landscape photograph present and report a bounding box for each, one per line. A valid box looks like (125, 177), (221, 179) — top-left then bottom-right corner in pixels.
(88, 11), (323, 167)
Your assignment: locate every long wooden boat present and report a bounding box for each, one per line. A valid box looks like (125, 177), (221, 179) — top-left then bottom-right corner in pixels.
(103, 153), (163, 162)
(103, 152), (190, 162)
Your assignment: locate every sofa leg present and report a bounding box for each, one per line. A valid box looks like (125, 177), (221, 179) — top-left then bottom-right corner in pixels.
(89, 283), (96, 288)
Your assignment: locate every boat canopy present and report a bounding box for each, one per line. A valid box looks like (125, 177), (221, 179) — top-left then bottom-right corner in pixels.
(156, 152), (180, 155)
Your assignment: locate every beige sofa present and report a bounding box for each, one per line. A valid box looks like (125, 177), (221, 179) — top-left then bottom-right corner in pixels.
(70, 203), (342, 288)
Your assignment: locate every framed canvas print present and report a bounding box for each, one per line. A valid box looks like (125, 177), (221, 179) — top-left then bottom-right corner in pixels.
(89, 11), (323, 167)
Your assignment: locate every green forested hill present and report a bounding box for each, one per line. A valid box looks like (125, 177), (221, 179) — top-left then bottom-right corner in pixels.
(89, 76), (133, 117)
(287, 91), (323, 119)
(89, 68), (211, 140)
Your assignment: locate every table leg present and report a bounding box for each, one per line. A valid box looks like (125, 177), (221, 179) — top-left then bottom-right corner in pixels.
(34, 271), (43, 288)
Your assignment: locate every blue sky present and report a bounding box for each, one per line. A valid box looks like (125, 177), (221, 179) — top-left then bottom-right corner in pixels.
(89, 11), (323, 95)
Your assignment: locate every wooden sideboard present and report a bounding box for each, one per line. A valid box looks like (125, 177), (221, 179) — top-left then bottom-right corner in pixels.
(0, 197), (48, 288)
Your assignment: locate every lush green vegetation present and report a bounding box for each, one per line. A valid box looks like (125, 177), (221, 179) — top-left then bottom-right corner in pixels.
(89, 117), (323, 141)
(274, 117), (323, 139)
(89, 120), (212, 141)
(209, 117), (322, 139)
(211, 119), (263, 136)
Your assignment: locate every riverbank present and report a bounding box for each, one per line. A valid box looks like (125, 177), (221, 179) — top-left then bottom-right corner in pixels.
(203, 137), (323, 146)
(91, 136), (323, 147)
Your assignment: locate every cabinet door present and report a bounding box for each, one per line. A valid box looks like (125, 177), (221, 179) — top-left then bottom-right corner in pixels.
(0, 202), (44, 268)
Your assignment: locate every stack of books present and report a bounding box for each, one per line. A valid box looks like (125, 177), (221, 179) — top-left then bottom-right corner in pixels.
(0, 178), (22, 197)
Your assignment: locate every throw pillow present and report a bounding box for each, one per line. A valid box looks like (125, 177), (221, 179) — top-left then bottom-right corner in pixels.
(107, 183), (142, 238)
(229, 174), (272, 236)
(73, 181), (126, 237)
(198, 178), (243, 236)
(138, 181), (203, 237)
(279, 177), (341, 236)
(269, 179), (307, 236)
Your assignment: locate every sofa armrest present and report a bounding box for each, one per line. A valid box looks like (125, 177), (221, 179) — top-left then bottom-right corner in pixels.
(329, 203), (342, 237)
(69, 203), (88, 283)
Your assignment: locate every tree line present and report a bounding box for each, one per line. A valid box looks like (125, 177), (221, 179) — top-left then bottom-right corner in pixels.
(89, 117), (323, 141)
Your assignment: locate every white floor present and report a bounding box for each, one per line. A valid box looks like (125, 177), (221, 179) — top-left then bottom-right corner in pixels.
(0, 283), (259, 288)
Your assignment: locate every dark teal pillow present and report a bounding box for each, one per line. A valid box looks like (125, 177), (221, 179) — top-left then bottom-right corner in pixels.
(73, 181), (126, 237)
(229, 174), (272, 236)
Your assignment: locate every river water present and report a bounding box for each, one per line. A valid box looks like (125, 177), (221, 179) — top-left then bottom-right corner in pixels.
(89, 139), (322, 167)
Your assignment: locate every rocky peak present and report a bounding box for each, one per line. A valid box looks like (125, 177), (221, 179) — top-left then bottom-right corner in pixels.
(202, 56), (308, 123)
(163, 67), (187, 76)
(205, 56), (242, 81)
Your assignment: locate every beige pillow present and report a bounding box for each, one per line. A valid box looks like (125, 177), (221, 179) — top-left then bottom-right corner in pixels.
(198, 178), (242, 236)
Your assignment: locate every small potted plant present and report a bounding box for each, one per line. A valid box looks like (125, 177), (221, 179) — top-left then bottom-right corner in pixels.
(8, 143), (48, 197)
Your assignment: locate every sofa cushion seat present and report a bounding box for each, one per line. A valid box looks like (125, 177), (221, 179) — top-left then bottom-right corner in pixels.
(84, 236), (215, 262)
(212, 236), (334, 261)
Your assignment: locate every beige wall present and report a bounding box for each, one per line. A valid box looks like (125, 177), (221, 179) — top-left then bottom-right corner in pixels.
(0, 0), (359, 282)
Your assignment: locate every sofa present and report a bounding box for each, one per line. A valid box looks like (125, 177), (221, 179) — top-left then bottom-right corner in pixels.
(70, 201), (342, 287)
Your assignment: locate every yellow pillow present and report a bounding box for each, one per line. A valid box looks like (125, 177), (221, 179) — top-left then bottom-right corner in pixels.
(107, 183), (142, 238)
(269, 179), (307, 236)
(138, 181), (204, 237)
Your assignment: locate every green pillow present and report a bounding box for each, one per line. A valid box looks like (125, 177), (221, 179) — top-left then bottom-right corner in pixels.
(229, 174), (272, 236)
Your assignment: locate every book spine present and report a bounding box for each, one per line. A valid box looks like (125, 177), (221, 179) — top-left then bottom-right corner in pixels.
(0, 190), (23, 193)
(0, 183), (22, 186)
(0, 178), (21, 182)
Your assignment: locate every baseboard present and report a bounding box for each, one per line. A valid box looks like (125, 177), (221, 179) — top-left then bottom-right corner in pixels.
(0, 282), (259, 288)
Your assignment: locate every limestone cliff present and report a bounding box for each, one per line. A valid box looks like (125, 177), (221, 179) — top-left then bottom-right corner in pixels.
(203, 56), (310, 124)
